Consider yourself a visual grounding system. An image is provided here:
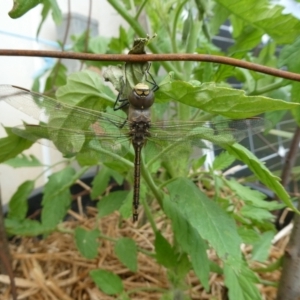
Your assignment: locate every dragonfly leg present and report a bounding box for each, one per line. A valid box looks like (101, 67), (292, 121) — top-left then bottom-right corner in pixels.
(119, 119), (128, 129)
(113, 77), (129, 111)
(145, 63), (159, 92)
(113, 93), (129, 111)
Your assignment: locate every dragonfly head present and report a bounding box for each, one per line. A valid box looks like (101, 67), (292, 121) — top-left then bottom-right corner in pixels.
(129, 83), (154, 109)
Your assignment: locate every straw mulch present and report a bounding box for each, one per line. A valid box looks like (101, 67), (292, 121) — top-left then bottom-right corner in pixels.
(0, 205), (289, 300)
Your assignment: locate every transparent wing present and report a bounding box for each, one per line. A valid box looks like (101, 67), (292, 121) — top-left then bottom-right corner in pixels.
(0, 84), (132, 157)
(149, 118), (266, 147)
(0, 84), (129, 128)
(0, 84), (267, 159)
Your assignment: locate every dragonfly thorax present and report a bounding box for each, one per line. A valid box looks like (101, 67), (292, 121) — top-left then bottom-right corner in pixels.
(128, 83), (154, 110)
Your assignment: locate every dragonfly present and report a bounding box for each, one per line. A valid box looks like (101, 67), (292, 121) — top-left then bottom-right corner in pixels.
(0, 84), (266, 222)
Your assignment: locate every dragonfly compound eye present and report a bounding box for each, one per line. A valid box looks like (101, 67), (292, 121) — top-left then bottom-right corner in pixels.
(129, 83), (154, 109)
(134, 83), (150, 96)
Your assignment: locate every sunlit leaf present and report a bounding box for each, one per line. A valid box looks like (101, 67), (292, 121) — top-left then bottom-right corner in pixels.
(56, 70), (115, 109)
(224, 258), (261, 300)
(114, 238), (137, 272)
(75, 227), (100, 259)
(241, 206), (274, 223)
(163, 194), (210, 290)
(225, 179), (284, 210)
(252, 231), (274, 262)
(41, 167), (86, 228)
(212, 151), (235, 171)
(157, 81), (299, 118)
(5, 218), (52, 236)
(237, 227), (260, 245)
(97, 191), (129, 218)
(154, 231), (177, 269)
(216, 0), (300, 44)
(0, 127), (33, 163)
(226, 143), (297, 213)
(90, 269), (123, 295)
(166, 178), (242, 260)
(4, 154), (43, 168)
(8, 0), (41, 18)
(91, 167), (111, 198)
(8, 180), (34, 220)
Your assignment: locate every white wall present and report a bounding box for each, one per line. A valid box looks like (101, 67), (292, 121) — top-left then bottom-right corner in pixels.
(0, 1), (126, 205)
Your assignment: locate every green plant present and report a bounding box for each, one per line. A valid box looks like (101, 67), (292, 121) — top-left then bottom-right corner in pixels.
(2, 1), (300, 299)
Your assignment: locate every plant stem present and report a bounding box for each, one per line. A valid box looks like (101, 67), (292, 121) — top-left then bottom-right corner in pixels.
(135, 0), (148, 19)
(141, 154), (163, 208)
(248, 80), (290, 96)
(140, 195), (157, 232)
(88, 144), (134, 169)
(183, 20), (202, 79)
(34, 159), (72, 181)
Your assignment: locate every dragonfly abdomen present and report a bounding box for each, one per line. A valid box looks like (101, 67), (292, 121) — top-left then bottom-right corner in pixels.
(130, 120), (151, 222)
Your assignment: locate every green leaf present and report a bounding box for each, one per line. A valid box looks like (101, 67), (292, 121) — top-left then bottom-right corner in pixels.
(216, 0), (300, 44)
(229, 25), (263, 53)
(89, 36), (111, 54)
(157, 81), (298, 118)
(166, 178), (242, 260)
(0, 127), (33, 163)
(237, 227), (260, 245)
(36, 0), (51, 37)
(41, 166), (84, 228)
(75, 227), (100, 259)
(154, 231), (177, 269)
(224, 259), (261, 300)
(114, 238), (137, 272)
(163, 195), (210, 290)
(5, 218), (52, 236)
(97, 191), (129, 218)
(226, 143), (297, 213)
(44, 62), (67, 91)
(4, 154), (43, 168)
(36, 0), (62, 36)
(76, 148), (100, 166)
(90, 269), (123, 295)
(279, 36), (300, 72)
(8, 0), (41, 18)
(192, 154), (207, 171)
(119, 191), (133, 219)
(8, 180), (34, 221)
(210, 3), (231, 36)
(212, 151), (235, 171)
(241, 206), (274, 223)
(252, 231), (274, 262)
(175, 252), (192, 282)
(225, 179), (284, 210)
(47, 0), (62, 24)
(56, 70), (115, 110)
(91, 167), (111, 199)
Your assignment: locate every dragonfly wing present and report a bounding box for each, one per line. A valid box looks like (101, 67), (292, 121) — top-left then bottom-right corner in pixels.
(145, 117), (267, 161)
(13, 123), (132, 159)
(0, 84), (133, 158)
(149, 117), (266, 146)
(0, 84), (128, 130)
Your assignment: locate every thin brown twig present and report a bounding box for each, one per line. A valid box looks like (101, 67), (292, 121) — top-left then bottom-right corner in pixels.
(0, 50), (300, 81)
